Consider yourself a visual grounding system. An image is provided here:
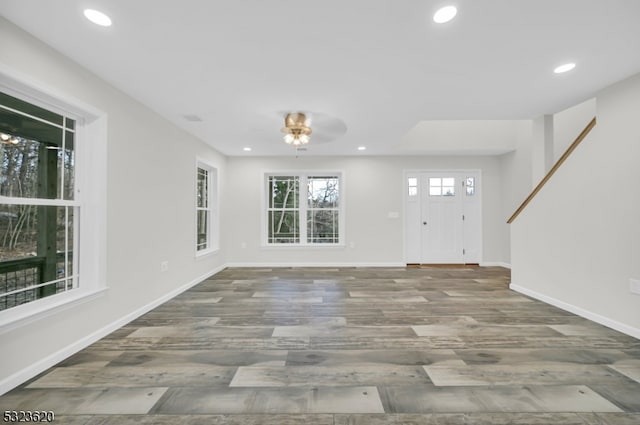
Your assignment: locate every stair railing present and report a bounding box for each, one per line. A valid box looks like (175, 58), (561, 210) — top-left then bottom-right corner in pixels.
(507, 117), (597, 224)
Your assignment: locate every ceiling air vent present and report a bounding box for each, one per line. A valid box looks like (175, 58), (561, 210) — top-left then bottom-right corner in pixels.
(182, 114), (203, 122)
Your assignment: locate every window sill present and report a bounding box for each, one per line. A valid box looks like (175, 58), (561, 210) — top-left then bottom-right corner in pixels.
(261, 244), (346, 250)
(0, 287), (108, 335)
(196, 247), (220, 259)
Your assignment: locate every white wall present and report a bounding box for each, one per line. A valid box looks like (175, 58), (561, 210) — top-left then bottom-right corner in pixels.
(510, 72), (640, 338)
(498, 121), (534, 264)
(0, 18), (227, 391)
(553, 98), (597, 161)
(224, 155), (508, 266)
(498, 101), (598, 266)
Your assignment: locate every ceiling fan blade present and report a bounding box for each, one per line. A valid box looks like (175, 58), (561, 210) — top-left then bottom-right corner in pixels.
(305, 112), (348, 143)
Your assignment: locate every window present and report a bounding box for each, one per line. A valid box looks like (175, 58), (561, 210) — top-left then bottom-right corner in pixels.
(307, 176), (340, 243)
(267, 176), (300, 244)
(429, 177), (455, 196)
(465, 177), (476, 196)
(407, 177), (418, 197)
(266, 173), (342, 245)
(195, 161), (218, 254)
(0, 90), (78, 311)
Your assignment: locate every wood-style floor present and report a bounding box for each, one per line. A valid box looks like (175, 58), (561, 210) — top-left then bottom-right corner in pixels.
(1, 267), (639, 424)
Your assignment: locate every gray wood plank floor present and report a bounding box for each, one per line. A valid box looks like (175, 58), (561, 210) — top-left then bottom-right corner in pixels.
(1, 266), (639, 424)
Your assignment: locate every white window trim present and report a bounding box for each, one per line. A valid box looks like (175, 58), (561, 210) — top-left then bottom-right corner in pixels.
(0, 65), (108, 331)
(262, 171), (345, 247)
(195, 158), (219, 257)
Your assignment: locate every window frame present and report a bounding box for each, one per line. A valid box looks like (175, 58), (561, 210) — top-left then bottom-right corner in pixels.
(195, 159), (219, 257)
(266, 175), (301, 244)
(0, 68), (107, 331)
(263, 171), (345, 247)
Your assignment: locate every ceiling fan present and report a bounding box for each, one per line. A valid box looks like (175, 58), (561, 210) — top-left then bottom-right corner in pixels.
(278, 111), (347, 148)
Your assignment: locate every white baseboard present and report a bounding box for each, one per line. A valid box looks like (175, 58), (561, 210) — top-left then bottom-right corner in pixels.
(225, 262), (406, 268)
(480, 262), (511, 269)
(510, 283), (640, 340)
(0, 265), (225, 396)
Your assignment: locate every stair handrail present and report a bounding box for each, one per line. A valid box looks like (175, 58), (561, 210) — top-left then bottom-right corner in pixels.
(507, 117), (597, 224)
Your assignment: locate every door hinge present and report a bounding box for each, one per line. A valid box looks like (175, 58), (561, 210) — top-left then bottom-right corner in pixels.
(462, 214), (465, 221)
(463, 248), (466, 255)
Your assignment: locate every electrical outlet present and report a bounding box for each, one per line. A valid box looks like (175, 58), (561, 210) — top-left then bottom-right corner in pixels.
(241, 242), (247, 249)
(630, 279), (640, 295)
(160, 261), (169, 272)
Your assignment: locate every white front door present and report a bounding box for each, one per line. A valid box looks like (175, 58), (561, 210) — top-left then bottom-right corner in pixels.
(421, 173), (464, 263)
(405, 170), (481, 264)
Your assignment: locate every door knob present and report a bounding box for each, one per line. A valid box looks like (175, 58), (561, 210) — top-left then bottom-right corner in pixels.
(423, 221), (427, 225)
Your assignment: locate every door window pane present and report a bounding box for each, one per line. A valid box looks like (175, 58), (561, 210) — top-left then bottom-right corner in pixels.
(466, 177), (475, 196)
(408, 177), (418, 197)
(429, 177), (455, 196)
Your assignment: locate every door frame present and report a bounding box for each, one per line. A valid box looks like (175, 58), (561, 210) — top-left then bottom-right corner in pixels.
(402, 169), (483, 265)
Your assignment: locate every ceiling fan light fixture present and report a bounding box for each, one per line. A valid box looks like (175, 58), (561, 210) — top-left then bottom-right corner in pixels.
(298, 134), (310, 145)
(283, 132), (310, 146)
(281, 112), (312, 147)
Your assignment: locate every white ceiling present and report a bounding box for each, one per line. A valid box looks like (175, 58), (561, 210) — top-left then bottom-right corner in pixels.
(2, 0), (640, 156)
(399, 120), (527, 155)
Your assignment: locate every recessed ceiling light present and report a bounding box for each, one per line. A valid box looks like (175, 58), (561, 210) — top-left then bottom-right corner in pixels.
(357, 146), (366, 151)
(554, 63), (576, 74)
(83, 9), (112, 27)
(433, 6), (457, 24)
(243, 147), (252, 152)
